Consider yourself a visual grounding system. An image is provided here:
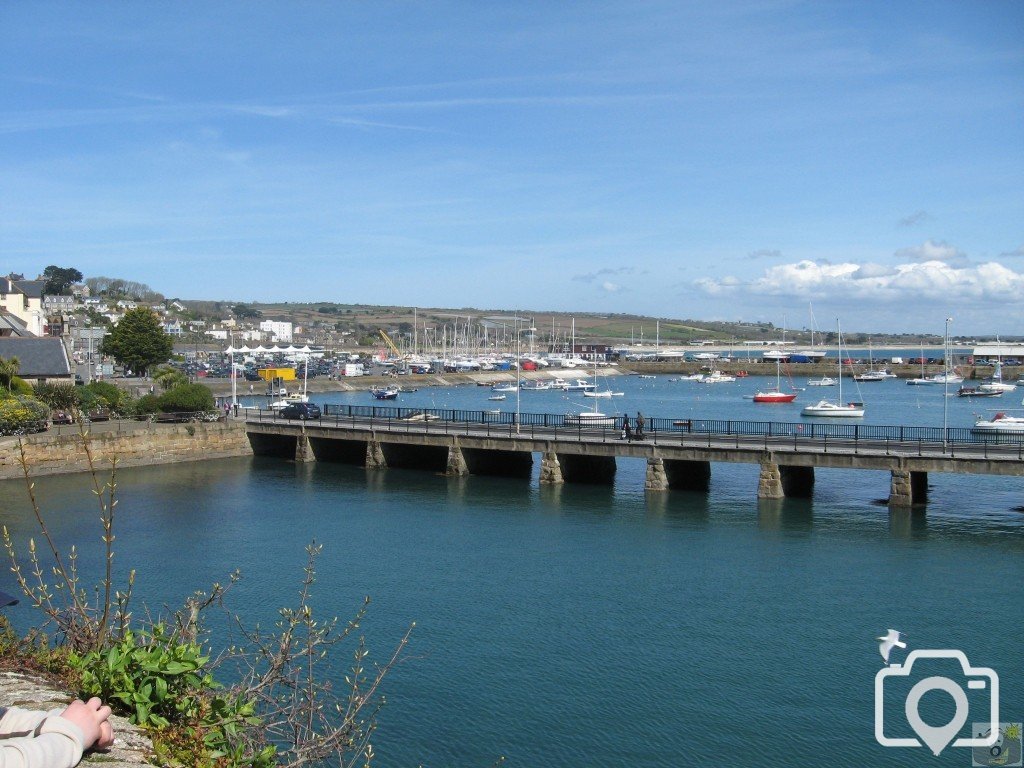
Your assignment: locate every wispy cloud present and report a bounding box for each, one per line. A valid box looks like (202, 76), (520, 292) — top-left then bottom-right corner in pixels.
(572, 267), (636, 283)
(897, 210), (931, 227)
(1000, 245), (1024, 258)
(747, 248), (781, 260)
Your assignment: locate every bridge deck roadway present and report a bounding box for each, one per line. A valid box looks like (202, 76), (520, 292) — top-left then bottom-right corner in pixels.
(246, 415), (1024, 476)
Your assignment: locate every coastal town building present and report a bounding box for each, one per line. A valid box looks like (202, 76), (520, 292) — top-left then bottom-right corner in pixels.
(259, 320), (293, 343)
(1, 275), (47, 336)
(0, 336), (73, 385)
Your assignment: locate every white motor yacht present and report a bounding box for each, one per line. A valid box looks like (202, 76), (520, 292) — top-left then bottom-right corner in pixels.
(801, 400), (865, 417)
(972, 413), (1024, 434)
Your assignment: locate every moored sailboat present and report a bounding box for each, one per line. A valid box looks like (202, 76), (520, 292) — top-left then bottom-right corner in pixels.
(753, 359), (797, 403)
(801, 321), (865, 418)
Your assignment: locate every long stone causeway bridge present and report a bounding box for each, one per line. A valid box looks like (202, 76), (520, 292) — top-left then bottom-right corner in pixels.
(244, 404), (1024, 508)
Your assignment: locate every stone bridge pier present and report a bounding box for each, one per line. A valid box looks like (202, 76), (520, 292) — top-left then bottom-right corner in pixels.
(757, 461), (815, 499)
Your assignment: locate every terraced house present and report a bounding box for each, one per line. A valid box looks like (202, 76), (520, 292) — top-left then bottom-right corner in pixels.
(1, 274), (46, 336)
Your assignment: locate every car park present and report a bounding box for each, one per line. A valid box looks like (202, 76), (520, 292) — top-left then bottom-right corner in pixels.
(279, 402), (321, 420)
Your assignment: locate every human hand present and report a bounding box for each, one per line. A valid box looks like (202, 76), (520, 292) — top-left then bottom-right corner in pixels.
(59, 697), (114, 750)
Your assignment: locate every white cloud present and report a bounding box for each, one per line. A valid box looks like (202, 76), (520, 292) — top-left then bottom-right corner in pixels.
(601, 281), (622, 293)
(695, 257), (1024, 305)
(894, 239), (968, 265)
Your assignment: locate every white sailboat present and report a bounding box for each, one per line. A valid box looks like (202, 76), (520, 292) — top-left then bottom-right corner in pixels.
(801, 321), (865, 418)
(907, 342), (935, 385)
(979, 359), (1016, 394)
(565, 355), (617, 425)
(929, 331), (963, 384)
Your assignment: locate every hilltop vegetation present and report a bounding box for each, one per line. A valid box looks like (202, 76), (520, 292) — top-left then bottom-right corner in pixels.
(179, 300), (997, 346)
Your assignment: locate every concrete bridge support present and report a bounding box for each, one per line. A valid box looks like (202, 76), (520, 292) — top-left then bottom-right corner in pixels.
(446, 444), (469, 476)
(780, 465), (814, 498)
(539, 451), (563, 485)
(294, 433), (316, 463)
(889, 469), (928, 507)
(365, 440), (387, 470)
(558, 453), (616, 485)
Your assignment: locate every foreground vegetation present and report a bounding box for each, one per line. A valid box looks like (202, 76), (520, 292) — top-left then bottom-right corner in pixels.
(2, 442), (410, 766)
(0, 357), (216, 436)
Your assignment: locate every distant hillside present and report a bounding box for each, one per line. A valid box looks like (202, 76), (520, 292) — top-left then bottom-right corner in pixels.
(178, 300), (1011, 347)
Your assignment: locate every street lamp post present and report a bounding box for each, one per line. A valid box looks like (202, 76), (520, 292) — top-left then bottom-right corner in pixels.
(229, 331), (237, 412)
(943, 316), (952, 448)
(85, 321), (92, 384)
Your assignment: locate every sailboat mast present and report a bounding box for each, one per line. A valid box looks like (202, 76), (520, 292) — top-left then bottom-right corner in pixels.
(837, 319), (843, 403)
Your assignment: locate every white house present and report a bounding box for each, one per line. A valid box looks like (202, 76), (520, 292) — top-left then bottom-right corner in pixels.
(259, 320), (293, 343)
(1, 276), (46, 336)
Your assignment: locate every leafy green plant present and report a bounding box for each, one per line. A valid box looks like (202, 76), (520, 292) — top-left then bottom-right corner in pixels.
(73, 623), (210, 727)
(157, 382), (214, 413)
(33, 382), (79, 410)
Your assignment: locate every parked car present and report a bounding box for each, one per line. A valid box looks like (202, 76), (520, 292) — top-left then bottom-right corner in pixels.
(279, 402), (321, 420)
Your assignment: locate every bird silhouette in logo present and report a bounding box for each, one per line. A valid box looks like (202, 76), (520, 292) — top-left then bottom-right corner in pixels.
(877, 629), (906, 663)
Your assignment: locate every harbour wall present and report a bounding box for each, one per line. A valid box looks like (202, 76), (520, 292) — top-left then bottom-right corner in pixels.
(0, 420), (253, 480)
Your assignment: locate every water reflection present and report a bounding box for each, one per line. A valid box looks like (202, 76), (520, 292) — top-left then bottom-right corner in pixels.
(888, 508), (928, 539)
(757, 497), (814, 533)
(644, 489), (711, 528)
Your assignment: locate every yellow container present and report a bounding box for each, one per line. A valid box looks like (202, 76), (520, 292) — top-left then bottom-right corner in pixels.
(258, 367), (296, 382)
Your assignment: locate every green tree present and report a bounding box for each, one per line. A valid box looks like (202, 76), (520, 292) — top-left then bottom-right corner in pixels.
(101, 308), (173, 377)
(158, 383), (214, 413)
(42, 265), (83, 295)
(0, 356), (20, 392)
(152, 365), (188, 391)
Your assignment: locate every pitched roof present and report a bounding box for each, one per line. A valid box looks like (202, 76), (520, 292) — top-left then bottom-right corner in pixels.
(0, 312), (31, 337)
(0, 337), (71, 377)
(1, 277), (45, 298)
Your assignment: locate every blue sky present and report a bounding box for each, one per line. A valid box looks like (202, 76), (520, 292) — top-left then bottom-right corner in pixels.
(2, 1), (1022, 334)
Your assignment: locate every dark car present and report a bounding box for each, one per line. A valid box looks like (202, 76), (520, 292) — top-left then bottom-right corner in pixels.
(279, 402), (321, 420)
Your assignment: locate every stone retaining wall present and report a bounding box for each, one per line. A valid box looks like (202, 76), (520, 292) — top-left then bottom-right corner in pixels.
(0, 670), (153, 767)
(0, 421), (253, 480)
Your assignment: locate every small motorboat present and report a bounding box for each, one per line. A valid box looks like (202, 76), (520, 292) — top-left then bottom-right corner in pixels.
(370, 387), (399, 400)
(956, 386), (1002, 399)
(488, 394), (507, 401)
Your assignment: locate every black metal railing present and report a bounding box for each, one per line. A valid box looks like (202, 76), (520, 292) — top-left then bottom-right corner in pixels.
(238, 404), (1024, 453)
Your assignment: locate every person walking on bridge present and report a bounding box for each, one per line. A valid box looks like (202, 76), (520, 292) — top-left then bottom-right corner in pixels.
(635, 411), (645, 440)
(622, 413), (632, 441)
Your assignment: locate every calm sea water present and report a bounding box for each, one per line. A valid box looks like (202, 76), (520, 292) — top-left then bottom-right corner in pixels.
(2, 375), (1021, 767)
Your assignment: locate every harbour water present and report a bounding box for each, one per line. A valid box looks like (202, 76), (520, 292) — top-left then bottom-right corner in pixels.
(2, 375), (1022, 767)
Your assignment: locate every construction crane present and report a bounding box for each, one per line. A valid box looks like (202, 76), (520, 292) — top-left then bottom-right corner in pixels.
(378, 329), (404, 359)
